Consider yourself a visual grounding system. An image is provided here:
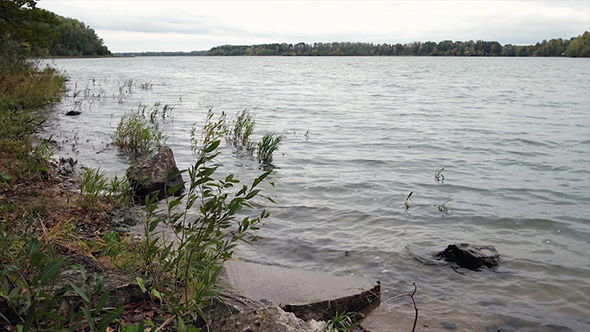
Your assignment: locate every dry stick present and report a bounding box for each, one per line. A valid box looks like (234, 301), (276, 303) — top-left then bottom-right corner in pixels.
(155, 315), (175, 332)
(409, 283), (419, 332)
(361, 283), (419, 332)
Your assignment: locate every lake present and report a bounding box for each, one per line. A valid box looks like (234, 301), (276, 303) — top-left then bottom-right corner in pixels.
(44, 56), (589, 331)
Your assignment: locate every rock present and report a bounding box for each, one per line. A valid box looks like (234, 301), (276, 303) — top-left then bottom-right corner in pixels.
(223, 260), (381, 322)
(126, 145), (185, 200)
(281, 283), (380, 322)
(65, 110), (81, 116)
(207, 307), (315, 332)
(436, 243), (500, 270)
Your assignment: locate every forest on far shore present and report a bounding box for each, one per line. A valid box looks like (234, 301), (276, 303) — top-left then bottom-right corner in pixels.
(117, 32), (590, 58)
(204, 32), (589, 57)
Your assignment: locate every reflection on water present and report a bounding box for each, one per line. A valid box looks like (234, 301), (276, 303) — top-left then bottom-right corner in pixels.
(44, 57), (589, 331)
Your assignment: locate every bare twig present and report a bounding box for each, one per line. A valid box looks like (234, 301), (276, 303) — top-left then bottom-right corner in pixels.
(155, 315), (175, 331)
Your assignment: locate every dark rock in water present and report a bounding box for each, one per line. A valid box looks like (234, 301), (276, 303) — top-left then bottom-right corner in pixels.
(437, 243), (500, 270)
(65, 110), (81, 116)
(126, 145), (185, 200)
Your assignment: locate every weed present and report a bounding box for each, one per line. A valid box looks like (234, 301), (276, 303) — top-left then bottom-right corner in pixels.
(225, 109), (256, 155)
(79, 168), (108, 210)
(405, 191), (414, 210)
(0, 238), (69, 329)
(434, 200), (453, 214)
(326, 311), (357, 332)
(257, 132), (284, 167)
(435, 168), (445, 182)
(140, 81), (153, 90)
(68, 265), (126, 331)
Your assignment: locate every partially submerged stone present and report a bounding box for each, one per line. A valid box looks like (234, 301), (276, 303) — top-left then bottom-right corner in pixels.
(437, 243), (500, 270)
(223, 260), (380, 322)
(126, 145), (185, 200)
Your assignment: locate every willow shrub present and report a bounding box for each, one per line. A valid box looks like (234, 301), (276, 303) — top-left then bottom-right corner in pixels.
(136, 110), (273, 324)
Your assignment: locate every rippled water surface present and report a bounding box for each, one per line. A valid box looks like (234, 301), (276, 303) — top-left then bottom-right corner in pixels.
(45, 57), (589, 331)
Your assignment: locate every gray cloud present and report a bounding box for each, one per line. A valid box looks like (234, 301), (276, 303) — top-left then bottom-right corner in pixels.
(38, 0), (589, 52)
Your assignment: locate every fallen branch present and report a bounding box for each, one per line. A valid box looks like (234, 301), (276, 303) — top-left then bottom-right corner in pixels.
(361, 282), (419, 332)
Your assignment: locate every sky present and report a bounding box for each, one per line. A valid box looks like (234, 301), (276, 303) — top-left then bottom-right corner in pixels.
(36, 0), (590, 53)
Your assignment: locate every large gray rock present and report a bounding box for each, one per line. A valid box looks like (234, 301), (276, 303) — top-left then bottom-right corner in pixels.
(223, 260), (380, 322)
(126, 145), (185, 200)
(436, 243), (500, 270)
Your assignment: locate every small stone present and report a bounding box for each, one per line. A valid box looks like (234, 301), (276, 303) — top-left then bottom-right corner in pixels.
(65, 110), (81, 116)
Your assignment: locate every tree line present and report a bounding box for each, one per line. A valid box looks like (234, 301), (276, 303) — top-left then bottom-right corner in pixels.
(1, 0), (110, 57)
(206, 32), (589, 57)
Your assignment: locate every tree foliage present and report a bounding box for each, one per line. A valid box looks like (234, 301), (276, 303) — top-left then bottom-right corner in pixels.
(0, 0), (58, 54)
(564, 31), (590, 57)
(49, 15), (111, 56)
(0, 0), (110, 56)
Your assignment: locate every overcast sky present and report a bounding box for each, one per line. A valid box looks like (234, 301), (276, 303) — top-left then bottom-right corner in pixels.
(37, 0), (590, 53)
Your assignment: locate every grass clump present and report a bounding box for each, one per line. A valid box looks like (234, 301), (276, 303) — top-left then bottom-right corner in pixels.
(257, 132), (284, 167)
(111, 109), (165, 157)
(225, 108), (256, 154)
(326, 311), (357, 331)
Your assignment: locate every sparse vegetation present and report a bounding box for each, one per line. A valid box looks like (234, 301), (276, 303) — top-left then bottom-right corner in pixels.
(111, 107), (165, 157)
(326, 311), (357, 331)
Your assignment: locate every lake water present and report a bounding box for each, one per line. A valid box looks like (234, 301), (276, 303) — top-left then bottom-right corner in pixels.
(43, 56), (589, 331)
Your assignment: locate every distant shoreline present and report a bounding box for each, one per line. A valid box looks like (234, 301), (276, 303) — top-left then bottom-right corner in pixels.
(38, 55), (134, 59)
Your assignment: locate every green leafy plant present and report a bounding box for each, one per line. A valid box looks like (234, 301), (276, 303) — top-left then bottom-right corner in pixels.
(68, 265), (126, 332)
(0, 238), (69, 330)
(326, 311), (357, 332)
(257, 132), (284, 167)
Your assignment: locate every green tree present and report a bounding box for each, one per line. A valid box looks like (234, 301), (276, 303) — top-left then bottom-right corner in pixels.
(49, 16), (110, 56)
(0, 0), (59, 54)
(564, 31), (590, 57)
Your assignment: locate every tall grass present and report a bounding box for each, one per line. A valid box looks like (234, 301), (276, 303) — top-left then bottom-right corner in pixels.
(0, 38), (66, 183)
